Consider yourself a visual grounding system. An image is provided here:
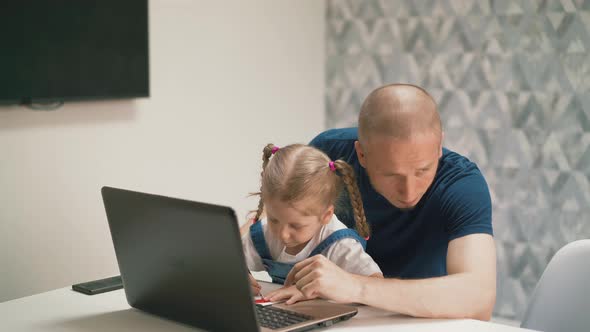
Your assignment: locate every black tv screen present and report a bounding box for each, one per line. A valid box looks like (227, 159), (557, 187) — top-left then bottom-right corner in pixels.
(0, 1), (149, 104)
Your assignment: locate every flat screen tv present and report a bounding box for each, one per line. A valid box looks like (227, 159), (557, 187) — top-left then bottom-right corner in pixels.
(0, 1), (149, 105)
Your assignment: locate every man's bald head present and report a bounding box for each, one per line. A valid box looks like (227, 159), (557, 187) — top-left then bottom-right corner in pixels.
(358, 84), (442, 145)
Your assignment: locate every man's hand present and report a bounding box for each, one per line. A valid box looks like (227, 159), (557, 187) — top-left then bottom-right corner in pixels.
(264, 285), (314, 305)
(284, 255), (363, 303)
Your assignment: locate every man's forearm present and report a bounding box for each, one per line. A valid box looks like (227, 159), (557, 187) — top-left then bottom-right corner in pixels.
(353, 272), (496, 320)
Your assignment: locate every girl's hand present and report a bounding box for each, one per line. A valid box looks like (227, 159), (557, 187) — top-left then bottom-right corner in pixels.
(284, 255), (364, 303)
(248, 273), (262, 296)
(263, 285), (317, 305)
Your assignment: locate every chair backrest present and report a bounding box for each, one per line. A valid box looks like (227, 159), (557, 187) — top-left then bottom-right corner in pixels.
(521, 239), (590, 332)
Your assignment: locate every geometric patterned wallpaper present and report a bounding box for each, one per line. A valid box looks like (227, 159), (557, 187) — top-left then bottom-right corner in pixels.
(325, 0), (590, 320)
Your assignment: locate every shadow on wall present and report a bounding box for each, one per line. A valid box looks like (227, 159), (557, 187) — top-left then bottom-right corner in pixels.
(0, 99), (139, 131)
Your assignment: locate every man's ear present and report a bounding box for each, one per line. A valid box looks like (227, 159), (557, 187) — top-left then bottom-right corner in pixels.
(354, 140), (367, 168)
(320, 205), (334, 225)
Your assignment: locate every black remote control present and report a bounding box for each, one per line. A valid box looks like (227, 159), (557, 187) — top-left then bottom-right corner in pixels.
(72, 275), (123, 295)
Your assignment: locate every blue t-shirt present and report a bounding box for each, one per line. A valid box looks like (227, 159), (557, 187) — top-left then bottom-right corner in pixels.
(310, 128), (493, 278)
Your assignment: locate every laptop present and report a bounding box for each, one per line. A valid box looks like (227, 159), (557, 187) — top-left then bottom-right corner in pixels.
(101, 186), (358, 332)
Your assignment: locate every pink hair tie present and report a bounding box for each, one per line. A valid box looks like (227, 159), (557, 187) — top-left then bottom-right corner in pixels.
(364, 236), (370, 241)
(271, 146), (280, 154)
(329, 161), (336, 172)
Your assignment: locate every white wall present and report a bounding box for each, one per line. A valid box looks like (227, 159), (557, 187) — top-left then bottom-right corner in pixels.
(0, 0), (325, 302)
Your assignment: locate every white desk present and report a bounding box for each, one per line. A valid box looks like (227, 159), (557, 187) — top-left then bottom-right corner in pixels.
(1, 283), (536, 332)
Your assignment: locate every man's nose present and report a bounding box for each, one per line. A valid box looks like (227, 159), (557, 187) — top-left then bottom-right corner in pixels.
(399, 177), (415, 201)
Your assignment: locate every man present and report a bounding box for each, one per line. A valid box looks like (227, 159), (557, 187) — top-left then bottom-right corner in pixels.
(284, 84), (496, 320)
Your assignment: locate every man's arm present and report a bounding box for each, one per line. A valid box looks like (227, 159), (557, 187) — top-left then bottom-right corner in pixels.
(357, 233), (496, 320)
(287, 233), (496, 320)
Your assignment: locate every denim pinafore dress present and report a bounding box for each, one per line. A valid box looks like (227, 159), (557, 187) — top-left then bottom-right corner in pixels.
(249, 221), (367, 284)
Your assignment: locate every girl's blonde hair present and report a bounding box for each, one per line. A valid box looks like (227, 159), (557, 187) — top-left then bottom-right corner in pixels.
(253, 143), (370, 238)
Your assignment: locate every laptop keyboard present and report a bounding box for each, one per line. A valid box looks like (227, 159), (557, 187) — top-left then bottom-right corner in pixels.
(255, 305), (313, 330)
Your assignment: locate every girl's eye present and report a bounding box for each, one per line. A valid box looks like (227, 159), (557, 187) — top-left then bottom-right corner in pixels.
(290, 224), (306, 230)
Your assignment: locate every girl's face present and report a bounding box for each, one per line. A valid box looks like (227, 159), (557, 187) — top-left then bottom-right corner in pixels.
(264, 198), (333, 254)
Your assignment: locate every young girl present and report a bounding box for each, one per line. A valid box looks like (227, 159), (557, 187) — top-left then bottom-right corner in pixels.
(242, 143), (382, 303)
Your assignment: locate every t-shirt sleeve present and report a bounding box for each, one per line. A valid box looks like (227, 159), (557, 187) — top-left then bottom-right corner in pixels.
(441, 171), (494, 242)
(309, 132), (327, 151)
(241, 231), (265, 272)
(324, 239), (383, 276)
(309, 129), (357, 163)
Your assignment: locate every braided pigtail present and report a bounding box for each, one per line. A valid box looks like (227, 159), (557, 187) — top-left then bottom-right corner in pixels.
(333, 160), (370, 239)
(253, 144), (278, 222)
